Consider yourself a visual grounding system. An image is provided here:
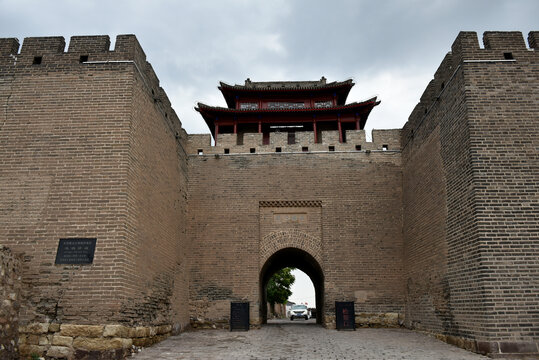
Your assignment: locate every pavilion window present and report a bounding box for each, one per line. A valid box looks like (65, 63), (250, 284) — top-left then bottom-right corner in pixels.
(314, 101), (332, 108)
(240, 103), (258, 110)
(268, 102), (306, 110)
(288, 132), (296, 145)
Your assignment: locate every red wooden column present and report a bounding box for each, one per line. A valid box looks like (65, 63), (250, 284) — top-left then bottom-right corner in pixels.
(313, 120), (318, 144)
(338, 115), (343, 143)
(214, 124), (219, 145)
(234, 121), (237, 134)
(258, 121), (262, 133)
(355, 113), (360, 130)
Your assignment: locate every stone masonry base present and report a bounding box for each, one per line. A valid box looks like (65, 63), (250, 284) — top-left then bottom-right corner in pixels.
(18, 323), (173, 360)
(420, 331), (539, 358)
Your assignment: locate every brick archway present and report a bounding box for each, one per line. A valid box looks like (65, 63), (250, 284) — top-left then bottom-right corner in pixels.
(260, 229), (323, 268)
(259, 244), (324, 325)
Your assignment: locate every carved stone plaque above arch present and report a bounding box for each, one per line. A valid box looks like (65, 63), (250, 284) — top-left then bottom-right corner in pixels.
(259, 200), (323, 267)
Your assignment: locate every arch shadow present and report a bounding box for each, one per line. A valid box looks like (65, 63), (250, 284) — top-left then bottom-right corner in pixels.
(260, 247), (324, 325)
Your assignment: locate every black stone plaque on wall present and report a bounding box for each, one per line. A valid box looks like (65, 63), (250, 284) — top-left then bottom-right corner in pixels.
(55, 238), (97, 265)
(335, 301), (355, 330)
(230, 302), (249, 331)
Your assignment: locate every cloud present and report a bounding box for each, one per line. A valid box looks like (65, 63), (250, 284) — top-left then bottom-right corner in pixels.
(1, 0), (537, 136)
(352, 68), (433, 135)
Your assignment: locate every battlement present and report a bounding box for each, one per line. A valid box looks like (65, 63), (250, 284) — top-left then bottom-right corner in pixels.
(0, 34), (149, 68)
(452, 31), (537, 61)
(402, 31), (537, 147)
(0, 34), (184, 138)
(187, 129), (401, 155)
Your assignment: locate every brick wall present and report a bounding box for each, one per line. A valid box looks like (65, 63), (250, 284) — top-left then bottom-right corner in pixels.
(0, 35), (190, 358)
(0, 36), (134, 324)
(187, 143), (404, 327)
(187, 129), (400, 155)
(119, 62), (189, 330)
(463, 32), (538, 346)
(402, 31), (538, 356)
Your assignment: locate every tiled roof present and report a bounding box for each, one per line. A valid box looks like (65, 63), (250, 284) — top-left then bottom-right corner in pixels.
(196, 97), (379, 113)
(219, 77), (354, 91)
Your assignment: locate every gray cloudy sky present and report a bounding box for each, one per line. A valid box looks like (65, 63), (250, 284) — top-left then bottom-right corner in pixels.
(1, 0), (536, 136)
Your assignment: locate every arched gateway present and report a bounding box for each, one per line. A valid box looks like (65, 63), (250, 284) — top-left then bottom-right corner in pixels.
(258, 211), (324, 325)
(260, 247), (324, 324)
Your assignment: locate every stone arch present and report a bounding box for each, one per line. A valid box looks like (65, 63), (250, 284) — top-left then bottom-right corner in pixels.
(260, 229), (322, 268)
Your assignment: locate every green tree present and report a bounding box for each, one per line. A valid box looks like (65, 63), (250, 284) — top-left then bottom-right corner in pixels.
(267, 267), (295, 317)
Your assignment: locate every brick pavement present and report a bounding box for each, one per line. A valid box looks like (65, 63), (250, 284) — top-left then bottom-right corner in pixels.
(131, 320), (491, 359)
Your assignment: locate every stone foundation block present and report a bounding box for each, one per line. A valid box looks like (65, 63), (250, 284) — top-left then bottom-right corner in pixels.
(156, 324), (172, 335)
(25, 334), (39, 345)
(38, 334), (50, 345)
(131, 326), (151, 338)
(434, 333), (447, 342)
(499, 341), (538, 354)
(73, 337), (132, 351)
(446, 335), (477, 352)
(103, 325), (130, 338)
(61, 324), (104, 338)
(132, 337), (153, 347)
(16, 322), (173, 358)
(355, 312), (401, 327)
(20, 322), (49, 334)
(47, 345), (73, 359)
(52, 335), (73, 347)
(19, 344), (47, 356)
(476, 341), (500, 355)
(48, 323), (61, 332)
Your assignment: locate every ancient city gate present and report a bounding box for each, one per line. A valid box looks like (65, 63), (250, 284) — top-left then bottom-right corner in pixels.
(186, 77), (404, 328)
(258, 203), (325, 324)
(2, 32), (537, 359)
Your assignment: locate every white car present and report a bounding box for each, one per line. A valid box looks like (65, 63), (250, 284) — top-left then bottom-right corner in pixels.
(290, 304), (310, 320)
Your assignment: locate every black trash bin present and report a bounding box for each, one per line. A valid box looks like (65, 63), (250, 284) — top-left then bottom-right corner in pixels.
(335, 301), (355, 330)
(230, 302), (249, 331)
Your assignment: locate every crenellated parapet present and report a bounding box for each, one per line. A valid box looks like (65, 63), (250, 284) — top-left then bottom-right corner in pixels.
(0, 34), (184, 138)
(402, 31), (537, 147)
(187, 129), (401, 155)
(0, 34), (149, 68)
